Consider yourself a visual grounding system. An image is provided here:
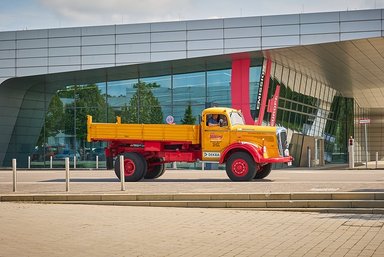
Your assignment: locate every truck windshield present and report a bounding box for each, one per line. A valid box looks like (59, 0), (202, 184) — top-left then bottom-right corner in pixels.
(229, 111), (245, 125)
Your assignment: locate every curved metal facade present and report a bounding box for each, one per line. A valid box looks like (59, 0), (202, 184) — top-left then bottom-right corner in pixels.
(0, 9), (384, 167)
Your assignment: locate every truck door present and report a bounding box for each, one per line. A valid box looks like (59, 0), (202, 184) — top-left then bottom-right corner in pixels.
(202, 113), (230, 161)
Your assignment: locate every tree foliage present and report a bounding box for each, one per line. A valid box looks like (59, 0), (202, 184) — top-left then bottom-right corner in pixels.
(181, 104), (196, 124)
(36, 94), (64, 146)
(125, 81), (163, 124)
(60, 84), (115, 141)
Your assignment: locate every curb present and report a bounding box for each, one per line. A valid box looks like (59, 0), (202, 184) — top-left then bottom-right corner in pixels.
(2, 192), (384, 213)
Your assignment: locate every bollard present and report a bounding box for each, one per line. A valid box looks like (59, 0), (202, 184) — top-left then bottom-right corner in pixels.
(120, 155), (125, 191)
(376, 152), (378, 169)
(28, 156), (31, 169)
(12, 158), (17, 192)
(65, 157), (70, 192)
(73, 156), (76, 169)
(202, 161), (205, 171)
(96, 155), (99, 170)
(307, 147), (311, 168)
(50, 156), (53, 169)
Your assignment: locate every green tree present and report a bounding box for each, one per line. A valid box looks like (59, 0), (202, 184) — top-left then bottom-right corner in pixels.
(36, 94), (64, 146)
(181, 104), (196, 124)
(61, 84), (115, 141)
(126, 81), (163, 124)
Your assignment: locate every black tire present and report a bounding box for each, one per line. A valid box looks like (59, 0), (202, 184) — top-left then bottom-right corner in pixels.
(106, 156), (114, 170)
(225, 152), (257, 181)
(144, 158), (166, 179)
(114, 153), (147, 182)
(254, 163), (272, 179)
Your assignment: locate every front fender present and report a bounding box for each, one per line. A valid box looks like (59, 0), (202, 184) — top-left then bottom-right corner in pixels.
(219, 142), (263, 164)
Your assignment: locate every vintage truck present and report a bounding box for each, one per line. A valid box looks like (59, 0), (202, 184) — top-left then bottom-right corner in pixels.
(87, 107), (292, 181)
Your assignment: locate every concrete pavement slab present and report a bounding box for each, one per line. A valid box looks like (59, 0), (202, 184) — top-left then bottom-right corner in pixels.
(0, 203), (383, 257)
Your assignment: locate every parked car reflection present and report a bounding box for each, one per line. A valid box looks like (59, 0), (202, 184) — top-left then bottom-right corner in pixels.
(54, 149), (80, 160)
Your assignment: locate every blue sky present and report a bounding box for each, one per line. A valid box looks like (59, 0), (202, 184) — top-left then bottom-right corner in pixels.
(1, 0), (383, 32)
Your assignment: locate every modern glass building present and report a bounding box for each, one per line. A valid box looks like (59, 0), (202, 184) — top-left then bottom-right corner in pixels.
(0, 9), (383, 168)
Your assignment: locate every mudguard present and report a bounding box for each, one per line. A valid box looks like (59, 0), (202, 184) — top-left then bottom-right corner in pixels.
(219, 142), (263, 164)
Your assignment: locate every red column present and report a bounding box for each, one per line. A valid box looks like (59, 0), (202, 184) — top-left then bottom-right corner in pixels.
(231, 58), (253, 125)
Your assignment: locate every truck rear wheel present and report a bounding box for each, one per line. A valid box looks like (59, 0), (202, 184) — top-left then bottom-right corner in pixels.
(226, 152), (257, 181)
(114, 153), (147, 182)
(254, 163), (272, 179)
(145, 158), (166, 179)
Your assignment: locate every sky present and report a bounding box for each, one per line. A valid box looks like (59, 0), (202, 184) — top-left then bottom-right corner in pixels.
(1, 0), (384, 32)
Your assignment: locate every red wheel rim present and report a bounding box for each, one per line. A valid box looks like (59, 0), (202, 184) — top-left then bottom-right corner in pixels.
(124, 159), (135, 176)
(231, 159), (248, 177)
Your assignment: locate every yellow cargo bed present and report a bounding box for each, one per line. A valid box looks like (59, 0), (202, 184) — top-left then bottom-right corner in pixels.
(87, 116), (201, 144)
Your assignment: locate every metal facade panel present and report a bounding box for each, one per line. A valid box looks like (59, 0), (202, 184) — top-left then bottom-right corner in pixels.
(224, 27), (261, 38)
(0, 68), (15, 77)
(17, 48), (48, 58)
(262, 25), (299, 36)
(341, 20), (382, 32)
(48, 27), (81, 38)
(340, 9), (381, 21)
(262, 36), (300, 48)
(116, 53), (150, 63)
(116, 23), (151, 34)
(48, 47), (81, 57)
(49, 37), (81, 47)
(0, 49), (15, 59)
(82, 55), (115, 65)
(187, 29), (223, 40)
(224, 17), (261, 28)
(300, 12), (340, 23)
(151, 41), (186, 52)
(262, 14), (299, 25)
(16, 29), (48, 40)
(151, 51), (187, 62)
(300, 22), (340, 35)
(301, 33), (340, 45)
(187, 19), (223, 30)
(81, 25), (115, 36)
(116, 43), (150, 54)
(82, 45), (115, 55)
(48, 65), (81, 73)
(16, 39), (48, 49)
(17, 57), (48, 67)
(187, 49), (223, 58)
(341, 31), (382, 41)
(151, 31), (186, 42)
(116, 33), (150, 44)
(0, 40), (15, 50)
(224, 37), (261, 49)
(48, 56), (81, 66)
(0, 31), (16, 40)
(81, 35), (115, 46)
(151, 21), (187, 32)
(17, 67), (47, 76)
(187, 39), (223, 50)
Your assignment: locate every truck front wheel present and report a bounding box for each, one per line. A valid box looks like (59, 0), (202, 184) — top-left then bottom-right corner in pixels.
(226, 152), (257, 181)
(114, 153), (147, 182)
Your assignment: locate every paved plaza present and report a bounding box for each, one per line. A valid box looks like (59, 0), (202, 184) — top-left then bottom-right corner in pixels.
(0, 167), (384, 195)
(0, 202), (383, 257)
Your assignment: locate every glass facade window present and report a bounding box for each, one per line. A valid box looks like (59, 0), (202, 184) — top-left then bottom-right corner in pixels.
(15, 57), (354, 169)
